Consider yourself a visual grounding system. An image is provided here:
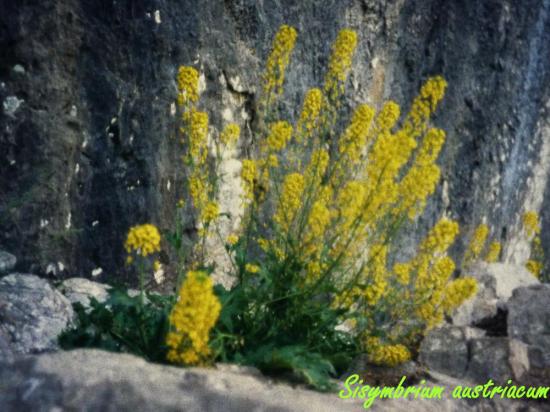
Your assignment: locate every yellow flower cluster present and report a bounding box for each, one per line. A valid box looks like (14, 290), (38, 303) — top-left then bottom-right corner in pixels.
(484, 241), (501, 263)
(339, 104), (375, 163)
(262, 25), (297, 105)
(177, 66), (199, 105)
(241, 159), (257, 201)
(124, 224), (161, 257)
(526, 259), (543, 278)
(200, 201), (219, 224)
(274, 173), (305, 233)
(419, 218), (460, 255)
(265, 121), (293, 152)
(188, 110), (209, 165)
(324, 29), (358, 101)
(362, 101), (416, 224)
(441, 277), (478, 313)
(226, 234), (239, 246)
(463, 224), (489, 266)
(166, 271), (221, 366)
(220, 123), (240, 146)
(397, 128), (445, 218)
(245, 263), (260, 273)
(303, 200), (331, 255)
(189, 172), (209, 215)
(363, 244), (388, 305)
(365, 337), (411, 367)
(522, 212), (544, 278)
(296, 88), (323, 141)
(523, 211), (540, 237)
(402, 76), (447, 139)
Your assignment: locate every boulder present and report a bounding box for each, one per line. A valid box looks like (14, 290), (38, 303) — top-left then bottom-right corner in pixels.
(452, 263), (539, 326)
(0, 349), (359, 412)
(419, 325), (485, 378)
(507, 284), (550, 387)
(59, 277), (111, 307)
(0, 250), (16, 274)
(507, 284), (550, 356)
(0, 274), (74, 361)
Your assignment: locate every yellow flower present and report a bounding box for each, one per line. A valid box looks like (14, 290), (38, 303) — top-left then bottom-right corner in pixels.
(419, 218), (459, 256)
(200, 201), (219, 224)
(177, 66), (199, 105)
(124, 224), (161, 257)
(245, 263), (260, 273)
(241, 159), (257, 201)
(523, 211), (540, 237)
(363, 244), (388, 305)
(274, 173), (305, 233)
(188, 110), (209, 165)
(265, 121), (293, 152)
(296, 88), (323, 140)
(484, 241), (501, 263)
(220, 123), (240, 146)
(338, 104), (375, 163)
(365, 336), (411, 367)
(336, 181), (366, 231)
(441, 277), (478, 313)
(188, 172), (209, 213)
(393, 262), (411, 285)
(177, 199), (185, 208)
(226, 234), (239, 246)
(262, 25), (297, 105)
(166, 271), (221, 366)
(396, 128), (445, 219)
(401, 76), (447, 140)
(526, 259), (542, 278)
(324, 29), (358, 101)
(463, 224), (489, 265)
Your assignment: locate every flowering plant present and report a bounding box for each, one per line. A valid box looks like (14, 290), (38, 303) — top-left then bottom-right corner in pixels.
(61, 25), (484, 391)
(165, 25), (478, 389)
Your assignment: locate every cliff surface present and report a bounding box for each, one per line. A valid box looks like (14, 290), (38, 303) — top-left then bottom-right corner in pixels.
(1, 0), (549, 281)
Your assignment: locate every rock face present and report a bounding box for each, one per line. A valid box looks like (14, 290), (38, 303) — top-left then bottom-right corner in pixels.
(0, 274), (74, 361)
(1, 1), (550, 280)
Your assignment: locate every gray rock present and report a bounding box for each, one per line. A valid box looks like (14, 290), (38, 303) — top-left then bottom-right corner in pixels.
(508, 284), (550, 368)
(419, 325), (483, 378)
(0, 250), (16, 274)
(0, 349), (538, 412)
(452, 263), (539, 326)
(59, 277), (111, 307)
(466, 337), (513, 384)
(0, 349), (360, 412)
(0, 274), (74, 361)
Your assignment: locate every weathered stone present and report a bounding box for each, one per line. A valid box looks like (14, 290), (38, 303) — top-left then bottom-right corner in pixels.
(466, 337), (513, 383)
(0, 250), (16, 274)
(507, 284), (550, 368)
(59, 277), (110, 307)
(0, 349), (538, 412)
(419, 325), (480, 378)
(0, 274), (74, 361)
(452, 263), (539, 326)
(508, 284), (550, 347)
